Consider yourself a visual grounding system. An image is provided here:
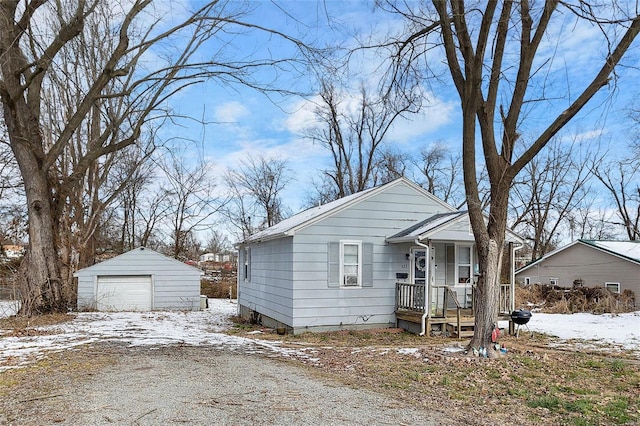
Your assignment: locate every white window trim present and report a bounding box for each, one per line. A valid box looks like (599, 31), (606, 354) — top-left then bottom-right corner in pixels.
(549, 277), (559, 286)
(456, 244), (473, 284)
(340, 240), (362, 288)
(605, 282), (620, 293)
(524, 277), (531, 286)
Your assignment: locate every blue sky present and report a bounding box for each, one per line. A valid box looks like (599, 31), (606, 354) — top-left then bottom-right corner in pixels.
(160, 1), (639, 220)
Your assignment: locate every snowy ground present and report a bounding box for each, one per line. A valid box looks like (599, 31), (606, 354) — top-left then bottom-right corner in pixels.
(0, 299), (639, 371)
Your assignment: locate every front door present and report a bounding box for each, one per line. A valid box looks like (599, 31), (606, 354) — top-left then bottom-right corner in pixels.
(411, 249), (427, 285)
(411, 248), (427, 309)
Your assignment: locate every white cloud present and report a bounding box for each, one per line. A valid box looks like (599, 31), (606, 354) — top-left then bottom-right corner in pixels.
(387, 98), (457, 144)
(214, 101), (250, 123)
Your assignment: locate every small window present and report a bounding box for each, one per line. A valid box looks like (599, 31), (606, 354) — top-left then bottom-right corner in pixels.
(524, 277), (531, 286)
(605, 282), (620, 293)
(341, 241), (361, 287)
(549, 278), (559, 286)
(243, 247), (251, 282)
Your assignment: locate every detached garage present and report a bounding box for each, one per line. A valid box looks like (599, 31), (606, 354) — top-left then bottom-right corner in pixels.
(75, 247), (203, 311)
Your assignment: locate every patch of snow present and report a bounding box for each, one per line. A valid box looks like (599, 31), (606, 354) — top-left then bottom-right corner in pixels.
(0, 300), (19, 318)
(397, 348), (419, 355)
(499, 310), (640, 354)
(1, 299), (639, 371)
(442, 346), (466, 353)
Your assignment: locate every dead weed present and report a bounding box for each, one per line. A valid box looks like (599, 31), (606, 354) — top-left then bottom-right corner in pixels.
(0, 312), (73, 336)
(233, 323), (640, 425)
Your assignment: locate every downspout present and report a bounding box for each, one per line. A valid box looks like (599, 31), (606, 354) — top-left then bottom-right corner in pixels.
(415, 239), (430, 336)
(511, 242), (524, 313)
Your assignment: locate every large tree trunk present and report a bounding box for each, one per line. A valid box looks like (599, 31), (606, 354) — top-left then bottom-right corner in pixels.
(470, 239), (503, 354)
(13, 152), (66, 314)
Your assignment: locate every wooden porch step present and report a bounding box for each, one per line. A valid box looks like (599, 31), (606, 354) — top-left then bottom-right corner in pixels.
(446, 320), (475, 338)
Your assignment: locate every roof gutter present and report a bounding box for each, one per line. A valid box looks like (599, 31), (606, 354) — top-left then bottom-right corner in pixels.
(414, 238), (431, 336)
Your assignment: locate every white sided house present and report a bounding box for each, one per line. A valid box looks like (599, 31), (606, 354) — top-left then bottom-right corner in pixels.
(516, 240), (640, 305)
(75, 247), (203, 311)
(237, 177), (523, 335)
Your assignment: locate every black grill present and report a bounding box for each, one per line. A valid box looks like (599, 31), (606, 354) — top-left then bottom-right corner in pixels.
(511, 309), (532, 325)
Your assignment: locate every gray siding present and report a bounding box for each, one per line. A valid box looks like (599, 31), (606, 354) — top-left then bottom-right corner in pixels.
(516, 244), (640, 301)
(288, 182), (450, 331)
(238, 237), (294, 325)
(430, 217), (475, 242)
(75, 248), (201, 311)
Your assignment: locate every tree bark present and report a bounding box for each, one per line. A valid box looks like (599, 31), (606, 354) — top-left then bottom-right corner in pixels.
(11, 145), (66, 314)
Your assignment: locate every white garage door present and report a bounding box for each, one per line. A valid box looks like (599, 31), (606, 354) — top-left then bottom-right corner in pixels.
(96, 275), (152, 311)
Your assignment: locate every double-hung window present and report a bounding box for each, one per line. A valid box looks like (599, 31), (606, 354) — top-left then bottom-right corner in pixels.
(341, 241), (361, 287)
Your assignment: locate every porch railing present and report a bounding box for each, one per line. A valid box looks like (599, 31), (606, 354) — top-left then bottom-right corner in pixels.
(395, 282), (514, 317)
(498, 283), (512, 315)
(395, 282), (425, 312)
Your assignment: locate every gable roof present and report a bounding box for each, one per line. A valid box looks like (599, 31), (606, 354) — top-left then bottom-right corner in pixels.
(74, 247), (202, 276)
(386, 211), (467, 242)
(386, 210), (524, 244)
(240, 177), (456, 244)
(516, 239), (640, 274)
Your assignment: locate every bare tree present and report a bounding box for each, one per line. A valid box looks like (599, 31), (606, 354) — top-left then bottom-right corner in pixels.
(567, 200), (618, 241)
(382, 1), (640, 352)
(158, 146), (221, 261)
(375, 146), (410, 184)
(591, 155), (640, 240)
(416, 143), (464, 208)
(115, 145), (157, 252)
(204, 230), (232, 254)
(306, 79), (417, 200)
(224, 155), (291, 238)
(0, 1), (315, 314)
(510, 138), (596, 259)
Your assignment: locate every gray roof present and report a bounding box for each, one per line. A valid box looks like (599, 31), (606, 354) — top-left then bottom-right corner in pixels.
(387, 211), (467, 241)
(239, 177), (455, 244)
(74, 247), (202, 276)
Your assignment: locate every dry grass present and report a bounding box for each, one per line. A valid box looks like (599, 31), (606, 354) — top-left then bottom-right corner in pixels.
(200, 278), (237, 299)
(516, 284), (636, 314)
(0, 312), (73, 333)
(231, 323), (640, 425)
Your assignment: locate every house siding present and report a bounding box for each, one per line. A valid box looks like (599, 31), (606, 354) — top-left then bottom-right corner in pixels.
(516, 243), (640, 302)
(238, 237), (294, 326)
(76, 248), (201, 311)
(278, 182), (451, 332)
(429, 217), (475, 242)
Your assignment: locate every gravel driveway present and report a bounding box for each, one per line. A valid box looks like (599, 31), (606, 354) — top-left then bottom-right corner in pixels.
(1, 343), (451, 426)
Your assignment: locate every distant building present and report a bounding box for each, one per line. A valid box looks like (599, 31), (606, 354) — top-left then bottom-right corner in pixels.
(199, 252), (234, 263)
(516, 239), (639, 305)
(1, 245), (25, 259)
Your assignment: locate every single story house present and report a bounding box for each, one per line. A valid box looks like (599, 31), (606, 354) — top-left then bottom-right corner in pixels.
(515, 239), (640, 303)
(236, 177), (523, 335)
(75, 247), (203, 311)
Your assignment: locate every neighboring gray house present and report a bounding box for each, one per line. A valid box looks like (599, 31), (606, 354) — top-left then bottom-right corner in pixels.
(237, 177), (523, 335)
(516, 240), (640, 304)
(75, 247), (203, 311)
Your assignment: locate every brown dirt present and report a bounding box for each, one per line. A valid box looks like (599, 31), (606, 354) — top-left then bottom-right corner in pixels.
(1, 316), (639, 425)
(237, 325), (640, 425)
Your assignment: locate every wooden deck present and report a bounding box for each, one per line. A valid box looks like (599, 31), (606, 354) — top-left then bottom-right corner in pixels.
(395, 282), (516, 337)
(396, 308), (513, 338)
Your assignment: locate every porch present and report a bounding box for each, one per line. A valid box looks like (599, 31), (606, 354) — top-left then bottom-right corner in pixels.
(395, 282), (515, 338)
